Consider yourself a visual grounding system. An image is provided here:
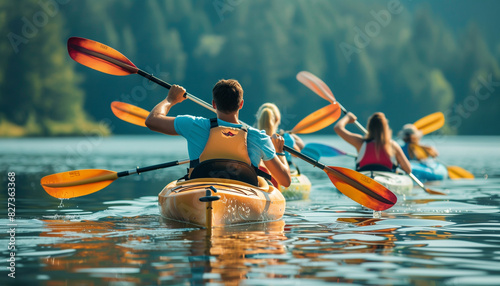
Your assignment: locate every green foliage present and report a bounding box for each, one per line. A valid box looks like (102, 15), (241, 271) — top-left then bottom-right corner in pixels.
(0, 0), (108, 136)
(1, 0), (499, 136)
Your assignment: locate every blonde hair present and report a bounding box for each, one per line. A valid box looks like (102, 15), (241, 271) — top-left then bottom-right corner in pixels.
(256, 103), (281, 136)
(366, 112), (393, 158)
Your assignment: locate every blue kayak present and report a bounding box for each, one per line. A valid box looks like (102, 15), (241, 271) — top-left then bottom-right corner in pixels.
(411, 160), (448, 182)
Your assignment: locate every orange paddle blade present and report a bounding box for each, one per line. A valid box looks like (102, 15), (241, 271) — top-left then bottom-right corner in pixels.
(447, 166), (474, 179)
(413, 112), (445, 135)
(325, 166), (397, 211)
(111, 101), (149, 127)
(291, 103), (341, 134)
(41, 169), (118, 199)
(424, 187), (447, 195)
(67, 37), (138, 76)
(296, 71), (336, 103)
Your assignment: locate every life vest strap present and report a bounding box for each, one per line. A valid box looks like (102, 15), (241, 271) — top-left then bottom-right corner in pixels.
(190, 158), (272, 183)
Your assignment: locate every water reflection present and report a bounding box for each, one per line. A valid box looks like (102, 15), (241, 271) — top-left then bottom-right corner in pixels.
(2, 136), (500, 285)
(34, 218), (287, 285)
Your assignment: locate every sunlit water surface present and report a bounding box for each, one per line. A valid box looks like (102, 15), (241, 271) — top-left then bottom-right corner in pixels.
(1, 135), (500, 285)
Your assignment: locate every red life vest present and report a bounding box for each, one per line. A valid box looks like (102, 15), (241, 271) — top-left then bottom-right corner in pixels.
(356, 140), (396, 171)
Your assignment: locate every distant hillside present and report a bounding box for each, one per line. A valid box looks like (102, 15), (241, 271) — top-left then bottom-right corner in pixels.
(1, 0), (499, 136)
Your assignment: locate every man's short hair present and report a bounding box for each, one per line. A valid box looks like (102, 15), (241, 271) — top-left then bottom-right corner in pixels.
(212, 79), (243, 113)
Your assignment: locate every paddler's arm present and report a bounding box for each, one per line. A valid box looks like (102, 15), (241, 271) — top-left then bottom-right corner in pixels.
(263, 134), (291, 187)
(393, 141), (412, 174)
(290, 133), (305, 151)
(334, 112), (364, 152)
(422, 145), (439, 158)
(145, 85), (187, 135)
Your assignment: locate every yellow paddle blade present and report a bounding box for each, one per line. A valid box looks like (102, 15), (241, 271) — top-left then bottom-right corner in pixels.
(413, 112), (445, 135)
(296, 71), (336, 103)
(291, 103), (341, 134)
(41, 169), (118, 199)
(325, 166), (397, 211)
(410, 144), (430, 160)
(111, 101), (149, 127)
(67, 37), (138, 76)
(447, 166), (475, 179)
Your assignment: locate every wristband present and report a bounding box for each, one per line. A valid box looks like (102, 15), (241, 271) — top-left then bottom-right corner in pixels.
(276, 152), (286, 156)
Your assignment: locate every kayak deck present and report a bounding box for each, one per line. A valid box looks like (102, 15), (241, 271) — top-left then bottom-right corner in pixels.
(360, 170), (413, 195)
(158, 177), (286, 228)
(411, 160), (448, 182)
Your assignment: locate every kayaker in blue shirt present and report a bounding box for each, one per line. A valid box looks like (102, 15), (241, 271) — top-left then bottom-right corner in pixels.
(398, 124), (439, 161)
(145, 79), (291, 187)
(334, 112), (412, 174)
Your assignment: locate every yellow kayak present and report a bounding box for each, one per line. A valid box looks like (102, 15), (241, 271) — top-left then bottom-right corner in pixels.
(279, 173), (311, 200)
(158, 177), (286, 228)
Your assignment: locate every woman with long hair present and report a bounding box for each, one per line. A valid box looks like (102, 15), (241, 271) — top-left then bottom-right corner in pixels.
(255, 103), (304, 165)
(334, 112), (411, 174)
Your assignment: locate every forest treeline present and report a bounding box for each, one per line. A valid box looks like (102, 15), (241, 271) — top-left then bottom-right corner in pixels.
(1, 0), (499, 136)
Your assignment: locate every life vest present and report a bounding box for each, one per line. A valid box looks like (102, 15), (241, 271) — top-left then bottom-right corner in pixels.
(356, 140), (396, 172)
(189, 118), (271, 186)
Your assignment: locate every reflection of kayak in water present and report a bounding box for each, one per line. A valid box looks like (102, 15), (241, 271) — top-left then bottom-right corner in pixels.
(411, 160), (448, 182)
(158, 177), (286, 228)
(279, 172), (311, 201)
(360, 170), (413, 196)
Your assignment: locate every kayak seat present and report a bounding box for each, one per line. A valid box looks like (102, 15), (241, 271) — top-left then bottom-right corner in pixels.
(357, 164), (394, 172)
(189, 159), (259, 186)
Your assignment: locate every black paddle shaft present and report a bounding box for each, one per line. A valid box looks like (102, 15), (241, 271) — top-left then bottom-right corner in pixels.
(284, 146), (326, 170)
(137, 69), (173, 90)
(116, 159), (190, 178)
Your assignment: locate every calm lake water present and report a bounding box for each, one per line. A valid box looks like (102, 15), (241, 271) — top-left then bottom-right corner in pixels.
(1, 135), (500, 285)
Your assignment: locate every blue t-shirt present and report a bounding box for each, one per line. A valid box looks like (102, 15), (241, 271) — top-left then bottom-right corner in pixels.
(174, 115), (276, 166)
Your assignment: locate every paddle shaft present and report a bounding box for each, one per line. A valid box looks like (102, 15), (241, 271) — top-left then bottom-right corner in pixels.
(284, 145), (325, 169)
(117, 159), (190, 178)
(337, 104), (367, 134)
(136, 70), (215, 113)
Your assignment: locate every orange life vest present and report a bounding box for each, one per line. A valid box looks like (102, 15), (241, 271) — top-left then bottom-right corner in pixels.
(189, 118), (271, 186)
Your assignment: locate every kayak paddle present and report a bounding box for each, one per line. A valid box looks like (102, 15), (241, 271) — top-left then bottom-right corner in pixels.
(296, 71), (367, 133)
(111, 101), (149, 127)
(289, 103), (341, 134)
(297, 71), (446, 195)
(413, 112), (445, 136)
(41, 159), (190, 199)
(284, 146), (397, 211)
(67, 37), (215, 113)
(412, 113), (474, 179)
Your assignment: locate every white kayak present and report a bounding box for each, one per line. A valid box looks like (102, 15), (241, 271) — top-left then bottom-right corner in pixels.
(360, 170), (413, 195)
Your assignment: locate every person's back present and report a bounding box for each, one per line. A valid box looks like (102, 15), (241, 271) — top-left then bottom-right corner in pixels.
(145, 79), (291, 187)
(334, 112), (411, 174)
